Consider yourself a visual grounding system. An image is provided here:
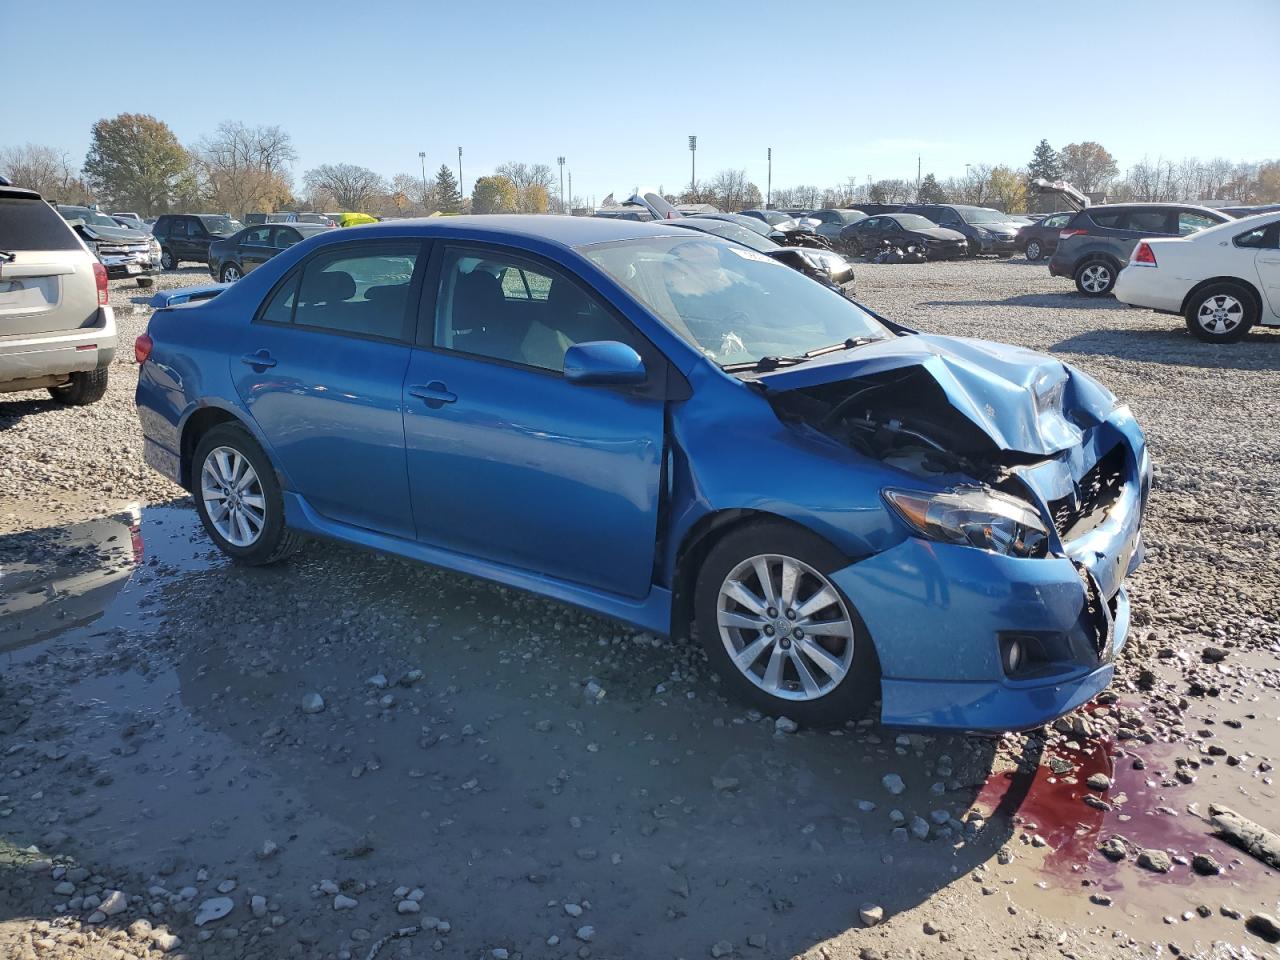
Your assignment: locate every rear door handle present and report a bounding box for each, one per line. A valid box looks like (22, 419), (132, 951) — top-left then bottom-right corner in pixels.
(408, 381), (457, 408)
(240, 350), (277, 369)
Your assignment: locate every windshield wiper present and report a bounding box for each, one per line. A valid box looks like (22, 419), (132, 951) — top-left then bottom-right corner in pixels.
(722, 337), (878, 374)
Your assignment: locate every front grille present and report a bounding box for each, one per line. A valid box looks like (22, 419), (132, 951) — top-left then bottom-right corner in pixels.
(1049, 443), (1126, 541)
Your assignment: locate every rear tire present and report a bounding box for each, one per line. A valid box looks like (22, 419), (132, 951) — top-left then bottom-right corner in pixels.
(1024, 239), (1043, 261)
(160, 249), (177, 270)
(192, 423), (303, 565)
(220, 263), (242, 283)
(48, 368), (108, 406)
(1184, 282), (1256, 343)
(694, 520), (879, 727)
(1074, 258), (1117, 296)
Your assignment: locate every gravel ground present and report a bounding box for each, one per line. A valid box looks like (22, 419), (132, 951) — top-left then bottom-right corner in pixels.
(0, 261), (1277, 960)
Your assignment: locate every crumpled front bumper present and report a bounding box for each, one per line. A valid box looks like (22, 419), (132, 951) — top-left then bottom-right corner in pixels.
(831, 406), (1149, 731)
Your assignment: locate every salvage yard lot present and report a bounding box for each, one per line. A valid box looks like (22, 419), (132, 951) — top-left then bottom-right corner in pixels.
(1, 261), (1278, 960)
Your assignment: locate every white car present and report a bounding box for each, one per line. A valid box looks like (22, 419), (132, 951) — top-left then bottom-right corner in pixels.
(1114, 212), (1280, 343)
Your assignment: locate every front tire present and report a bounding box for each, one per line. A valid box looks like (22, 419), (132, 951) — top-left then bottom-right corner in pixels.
(48, 368), (108, 405)
(694, 521), (879, 726)
(1184, 282), (1256, 343)
(1074, 258), (1116, 296)
(192, 423), (303, 565)
(160, 249), (177, 270)
(1024, 239), (1043, 261)
(220, 263), (242, 283)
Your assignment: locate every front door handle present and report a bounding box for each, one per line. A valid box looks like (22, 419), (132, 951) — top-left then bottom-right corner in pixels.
(409, 381), (457, 409)
(240, 350), (277, 370)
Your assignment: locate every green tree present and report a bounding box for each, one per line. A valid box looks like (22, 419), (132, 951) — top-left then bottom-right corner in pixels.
(916, 173), (947, 203)
(1060, 142), (1119, 194)
(471, 175), (518, 214)
(434, 164), (462, 213)
(83, 113), (192, 214)
(1027, 139), (1062, 181)
(988, 166), (1028, 212)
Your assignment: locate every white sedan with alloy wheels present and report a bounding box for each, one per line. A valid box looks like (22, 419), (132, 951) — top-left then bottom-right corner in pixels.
(1114, 212), (1280, 343)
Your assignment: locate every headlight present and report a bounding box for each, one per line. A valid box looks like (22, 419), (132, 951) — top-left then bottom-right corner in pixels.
(150, 238), (161, 255)
(883, 486), (1049, 557)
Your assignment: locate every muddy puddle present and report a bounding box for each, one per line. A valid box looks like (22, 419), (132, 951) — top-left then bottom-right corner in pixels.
(1, 502), (1277, 957)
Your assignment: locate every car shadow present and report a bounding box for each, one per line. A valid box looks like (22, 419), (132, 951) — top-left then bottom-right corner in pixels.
(0, 503), (1048, 958)
(922, 293), (1119, 310)
(1050, 325), (1280, 370)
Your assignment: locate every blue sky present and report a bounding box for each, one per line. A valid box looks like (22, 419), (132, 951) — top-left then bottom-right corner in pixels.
(5, 0), (1278, 203)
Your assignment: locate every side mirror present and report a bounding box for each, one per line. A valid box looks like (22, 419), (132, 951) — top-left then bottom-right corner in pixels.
(563, 341), (646, 385)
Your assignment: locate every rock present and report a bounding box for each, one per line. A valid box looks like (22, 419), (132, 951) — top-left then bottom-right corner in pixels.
(256, 840), (279, 860)
(859, 903), (884, 927)
(881, 774), (905, 796)
(251, 895), (267, 918)
(1245, 913), (1280, 943)
(1201, 646), (1228, 663)
(576, 925), (595, 942)
(193, 897), (234, 926)
(583, 679), (606, 703)
(746, 933), (767, 948)
(1090, 893), (1113, 906)
(710, 939), (732, 957)
(300, 693), (325, 714)
(1086, 773), (1112, 791)
(565, 903), (584, 917)
(1192, 853), (1222, 875)
(491, 949), (510, 960)
(216, 879), (236, 894)
(910, 816), (930, 840)
(367, 673), (388, 689)
(152, 930), (181, 953)
(53, 881), (75, 896)
(711, 776), (740, 792)
(774, 716), (798, 734)
(333, 894), (358, 910)
(99, 890), (127, 917)
(1099, 837), (1127, 861)
(1209, 804), (1280, 870)
(398, 900), (420, 914)
(922, 920), (941, 935)
(929, 809), (950, 825)
(1138, 849), (1173, 874)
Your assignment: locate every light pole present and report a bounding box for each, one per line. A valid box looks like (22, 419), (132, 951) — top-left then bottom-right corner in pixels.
(688, 135), (697, 197)
(567, 169), (573, 215)
(766, 146), (772, 209)
(457, 147), (463, 199)
(418, 151), (427, 210)
(557, 156), (565, 214)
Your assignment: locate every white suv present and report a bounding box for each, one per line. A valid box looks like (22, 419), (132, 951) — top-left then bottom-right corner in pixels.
(0, 182), (116, 404)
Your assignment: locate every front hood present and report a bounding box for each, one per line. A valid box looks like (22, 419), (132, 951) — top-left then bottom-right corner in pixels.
(753, 333), (1118, 456)
(76, 222), (150, 243)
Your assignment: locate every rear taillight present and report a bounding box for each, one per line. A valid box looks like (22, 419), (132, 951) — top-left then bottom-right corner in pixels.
(134, 333), (153, 364)
(1059, 228), (1088, 240)
(93, 261), (109, 305)
(1133, 242), (1157, 266)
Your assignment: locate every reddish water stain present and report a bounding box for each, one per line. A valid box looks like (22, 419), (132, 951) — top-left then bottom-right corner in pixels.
(974, 731), (1264, 894)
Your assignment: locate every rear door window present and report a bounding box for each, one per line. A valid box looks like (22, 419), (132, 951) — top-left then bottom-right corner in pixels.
(243, 226), (272, 245)
(1087, 210), (1126, 229)
(170, 219), (189, 238)
(271, 227), (301, 248)
(0, 197), (80, 250)
(1177, 211), (1219, 236)
(1126, 209), (1174, 234)
(292, 242), (420, 340)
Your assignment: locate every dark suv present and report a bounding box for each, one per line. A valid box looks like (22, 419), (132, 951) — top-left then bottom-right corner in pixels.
(1049, 204), (1229, 296)
(152, 214), (242, 269)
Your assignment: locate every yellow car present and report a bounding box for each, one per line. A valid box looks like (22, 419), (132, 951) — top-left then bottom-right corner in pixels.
(334, 212), (378, 228)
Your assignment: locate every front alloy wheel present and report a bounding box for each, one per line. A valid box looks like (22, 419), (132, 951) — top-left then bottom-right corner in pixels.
(201, 445), (267, 547)
(1024, 239), (1043, 261)
(221, 263), (242, 282)
(1185, 282), (1256, 343)
(717, 554), (855, 701)
(694, 521), (879, 725)
(160, 249), (176, 270)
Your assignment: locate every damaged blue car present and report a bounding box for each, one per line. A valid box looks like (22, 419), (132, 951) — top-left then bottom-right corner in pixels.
(135, 216), (1150, 730)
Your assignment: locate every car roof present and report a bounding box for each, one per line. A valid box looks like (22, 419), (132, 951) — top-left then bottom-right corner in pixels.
(1, 186), (44, 202)
(342, 214), (686, 247)
(1084, 202), (1223, 213)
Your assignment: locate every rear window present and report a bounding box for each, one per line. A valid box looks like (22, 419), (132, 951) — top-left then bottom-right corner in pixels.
(0, 197), (81, 251)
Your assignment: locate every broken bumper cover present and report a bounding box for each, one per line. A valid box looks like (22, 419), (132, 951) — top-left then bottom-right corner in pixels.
(833, 407), (1147, 732)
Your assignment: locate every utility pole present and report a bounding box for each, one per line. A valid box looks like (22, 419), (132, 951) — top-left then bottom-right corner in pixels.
(767, 146), (772, 209)
(457, 147), (463, 198)
(917, 154), (922, 195)
(688, 135), (697, 196)
(557, 156), (566, 214)
(418, 151), (427, 211)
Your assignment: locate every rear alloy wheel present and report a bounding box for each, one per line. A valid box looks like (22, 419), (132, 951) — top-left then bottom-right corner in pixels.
(695, 521), (879, 726)
(1024, 239), (1043, 261)
(220, 263), (242, 282)
(1075, 259), (1116, 296)
(192, 423), (303, 565)
(1185, 282), (1256, 343)
(160, 249), (177, 270)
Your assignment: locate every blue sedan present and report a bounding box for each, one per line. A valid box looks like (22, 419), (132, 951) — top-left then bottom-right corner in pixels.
(135, 215), (1150, 730)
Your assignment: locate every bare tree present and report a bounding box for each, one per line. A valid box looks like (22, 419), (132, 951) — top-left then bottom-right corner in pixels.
(495, 161), (557, 212)
(0, 143), (93, 203)
(707, 168), (748, 211)
(196, 122), (296, 216)
(302, 163), (388, 211)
